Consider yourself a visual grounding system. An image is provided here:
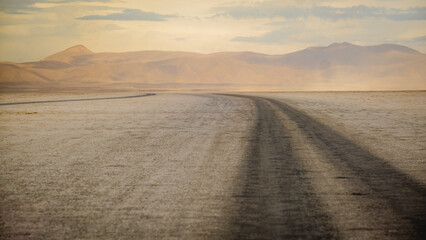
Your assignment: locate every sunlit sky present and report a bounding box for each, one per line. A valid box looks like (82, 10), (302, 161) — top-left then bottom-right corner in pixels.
(0, 0), (425, 62)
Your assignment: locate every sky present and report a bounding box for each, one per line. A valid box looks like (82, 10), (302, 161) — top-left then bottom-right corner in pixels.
(0, 0), (425, 62)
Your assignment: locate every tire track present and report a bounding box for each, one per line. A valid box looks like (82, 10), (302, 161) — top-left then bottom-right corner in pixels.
(229, 95), (338, 239)
(266, 97), (426, 239)
(227, 94), (426, 239)
(0, 93), (155, 106)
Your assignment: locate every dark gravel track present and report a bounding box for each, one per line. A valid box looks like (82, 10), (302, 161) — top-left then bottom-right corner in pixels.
(230, 96), (337, 239)
(229, 94), (426, 239)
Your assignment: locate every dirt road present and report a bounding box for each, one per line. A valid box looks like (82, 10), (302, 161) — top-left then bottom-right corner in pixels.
(229, 94), (426, 239)
(1, 93), (425, 239)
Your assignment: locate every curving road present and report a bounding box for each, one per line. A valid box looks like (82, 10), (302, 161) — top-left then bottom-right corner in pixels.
(228, 94), (426, 239)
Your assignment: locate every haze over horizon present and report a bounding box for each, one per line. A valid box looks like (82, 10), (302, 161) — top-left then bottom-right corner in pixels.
(0, 0), (425, 62)
(1, 41), (425, 92)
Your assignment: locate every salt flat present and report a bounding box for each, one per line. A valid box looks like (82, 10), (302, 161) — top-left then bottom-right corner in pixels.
(0, 93), (253, 239)
(0, 92), (425, 239)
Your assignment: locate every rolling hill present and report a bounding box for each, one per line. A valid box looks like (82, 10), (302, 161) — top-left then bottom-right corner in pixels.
(1, 42), (425, 92)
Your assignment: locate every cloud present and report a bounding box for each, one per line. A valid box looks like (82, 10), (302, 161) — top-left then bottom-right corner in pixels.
(0, 0), (111, 14)
(0, 0), (47, 14)
(213, 4), (426, 21)
(385, 7), (426, 21)
(408, 35), (426, 42)
(77, 9), (177, 21)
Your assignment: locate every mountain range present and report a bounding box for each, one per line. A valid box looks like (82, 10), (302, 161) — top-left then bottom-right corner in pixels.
(1, 42), (425, 92)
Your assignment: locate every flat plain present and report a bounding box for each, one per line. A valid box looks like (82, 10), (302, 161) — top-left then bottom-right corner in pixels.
(0, 92), (425, 239)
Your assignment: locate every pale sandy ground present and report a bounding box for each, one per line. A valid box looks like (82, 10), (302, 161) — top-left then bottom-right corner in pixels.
(0, 93), (254, 239)
(0, 92), (425, 239)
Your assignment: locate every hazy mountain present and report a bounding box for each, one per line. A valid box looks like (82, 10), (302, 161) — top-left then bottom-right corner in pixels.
(44, 45), (94, 63)
(1, 42), (425, 92)
(231, 42), (423, 69)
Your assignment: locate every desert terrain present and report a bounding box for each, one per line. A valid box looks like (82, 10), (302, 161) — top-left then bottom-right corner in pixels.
(2, 42), (426, 92)
(0, 92), (425, 239)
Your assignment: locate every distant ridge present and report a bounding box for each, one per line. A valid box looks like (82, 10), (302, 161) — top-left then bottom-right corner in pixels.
(1, 42), (425, 92)
(269, 42), (423, 69)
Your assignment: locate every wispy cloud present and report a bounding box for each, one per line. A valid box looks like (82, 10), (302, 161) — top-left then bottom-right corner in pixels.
(214, 4), (426, 21)
(408, 35), (426, 43)
(0, 0), (111, 14)
(77, 9), (177, 21)
(0, 0), (47, 14)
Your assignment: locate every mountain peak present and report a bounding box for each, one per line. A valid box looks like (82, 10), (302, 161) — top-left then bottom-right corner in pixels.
(43, 44), (93, 62)
(64, 45), (93, 54)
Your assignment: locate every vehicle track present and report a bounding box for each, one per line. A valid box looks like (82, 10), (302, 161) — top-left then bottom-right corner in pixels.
(228, 94), (426, 239)
(0, 93), (155, 106)
(229, 96), (337, 239)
